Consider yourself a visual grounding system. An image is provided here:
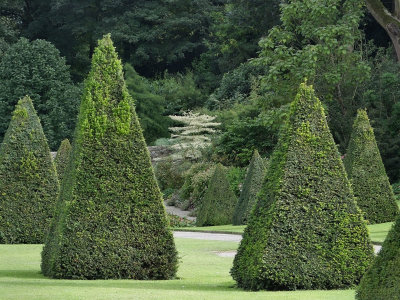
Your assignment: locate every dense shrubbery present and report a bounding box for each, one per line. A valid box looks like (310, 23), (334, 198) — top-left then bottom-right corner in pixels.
(344, 109), (399, 224)
(41, 35), (177, 279)
(356, 217), (400, 300)
(196, 164), (237, 226)
(151, 72), (206, 115)
(54, 139), (71, 184)
(0, 96), (59, 244)
(231, 83), (373, 290)
(206, 62), (266, 110)
(167, 214), (195, 228)
(179, 163), (216, 211)
(154, 158), (188, 192)
(233, 150), (266, 225)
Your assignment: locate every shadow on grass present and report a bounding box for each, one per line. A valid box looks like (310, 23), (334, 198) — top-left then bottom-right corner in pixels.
(0, 270), (43, 279)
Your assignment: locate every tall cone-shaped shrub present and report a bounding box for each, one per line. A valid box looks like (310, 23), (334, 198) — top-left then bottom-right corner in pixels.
(54, 139), (71, 184)
(0, 96), (59, 243)
(233, 150), (266, 225)
(196, 164), (237, 226)
(356, 217), (400, 300)
(231, 83), (373, 290)
(41, 35), (177, 279)
(344, 109), (399, 224)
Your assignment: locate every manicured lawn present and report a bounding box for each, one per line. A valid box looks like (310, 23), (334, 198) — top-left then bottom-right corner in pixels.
(175, 222), (395, 244)
(0, 239), (355, 300)
(367, 221), (394, 244)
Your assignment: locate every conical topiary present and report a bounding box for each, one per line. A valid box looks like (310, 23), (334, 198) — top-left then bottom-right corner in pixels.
(196, 164), (237, 226)
(41, 35), (178, 279)
(0, 96), (59, 244)
(231, 83), (374, 290)
(54, 139), (71, 184)
(233, 150), (266, 225)
(343, 109), (399, 224)
(356, 216), (400, 300)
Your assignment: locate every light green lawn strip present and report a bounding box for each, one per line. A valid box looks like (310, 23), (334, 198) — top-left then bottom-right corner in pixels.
(0, 240), (354, 300)
(367, 221), (394, 244)
(175, 221), (395, 245)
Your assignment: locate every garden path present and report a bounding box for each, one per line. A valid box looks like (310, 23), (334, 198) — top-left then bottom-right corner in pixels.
(164, 202), (196, 221)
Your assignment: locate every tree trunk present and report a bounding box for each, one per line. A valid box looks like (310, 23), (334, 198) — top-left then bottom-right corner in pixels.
(366, 0), (400, 61)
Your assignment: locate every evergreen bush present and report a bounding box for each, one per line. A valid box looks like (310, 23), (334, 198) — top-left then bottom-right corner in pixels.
(41, 35), (178, 279)
(344, 109), (399, 224)
(356, 217), (400, 300)
(232, 150), (266, 225)
(54, 139), (71, 184)
(231, 83), (374, 290)
(0, 96), (59, 244)
(196, 164), (237, 226)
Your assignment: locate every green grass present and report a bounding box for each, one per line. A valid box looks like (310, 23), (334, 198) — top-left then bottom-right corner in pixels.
(175, 222), (395, 245)
(0, 239), (355, 300)
(367, 221), (394, 244)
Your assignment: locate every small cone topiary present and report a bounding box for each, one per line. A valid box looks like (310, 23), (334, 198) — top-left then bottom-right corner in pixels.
(344, 109), (399, 224)
(41, 34), (177, 279)
(231, 82), (374, 290)
(0, 96), (59, 243)
(196, 164), (237, 226)
(233, 150), (266, 225)
(356, 216), (400, 300)
(54, 139), (71, 184)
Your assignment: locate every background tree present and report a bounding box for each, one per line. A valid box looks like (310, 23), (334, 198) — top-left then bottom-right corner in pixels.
(365, 0), (400, 61)
(255, 0), (368, 150)
(0, 96), (59, 244)
(54, 138), (71, 184)
(124, 63), (170, 144)
(196, 164), (237, 226)
(41, 35), (177, 279)
(22, 0), (221, 80)
(194, 0), (280, 91)
(344, 109), (399, 223)
(0, 38), (81, 149)
(231, 83), (373, 290)
(233, 150), (266, 225)
(0, 0), (23, 58)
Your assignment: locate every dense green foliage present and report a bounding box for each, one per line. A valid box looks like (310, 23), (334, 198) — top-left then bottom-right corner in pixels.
(356, 217), (400, 299)
(41, 35), (177, 279)
(54, 139), (71, 184)
(212, 102), (288, 166)
(0, 96), (59, 243)
(0, 38), (81, 149)
(22, 0), (220, 80)
(179, 163), (216, 211)
(344, 109), (399, 224)
(152, 72), (206, 115)
(196, 164), (237, 226)
(124, 63), (170, 144)
(231, 83), (373, 290)
(233, 150), (266, 225)
(255, 0), (369, 150)
(360, 49), (400, 182)
(194, 0), (279, 91)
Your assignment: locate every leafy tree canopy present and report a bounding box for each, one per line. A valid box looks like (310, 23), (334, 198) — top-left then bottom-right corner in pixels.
(0, 37), (81, 149)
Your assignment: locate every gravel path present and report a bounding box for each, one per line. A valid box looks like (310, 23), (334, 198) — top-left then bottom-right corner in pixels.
(165, 202), (196, 221)
(173, 231), (242, 242)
